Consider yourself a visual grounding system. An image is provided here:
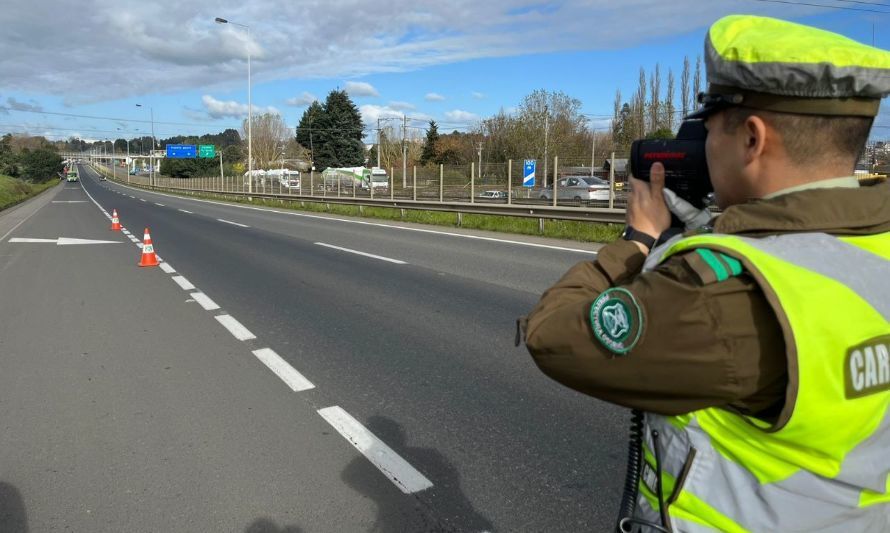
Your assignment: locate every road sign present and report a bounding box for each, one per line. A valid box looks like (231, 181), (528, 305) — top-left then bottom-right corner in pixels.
(166, 144), (197, 159)
(198, 145), (216, 158)
(523, 160), (536, 188)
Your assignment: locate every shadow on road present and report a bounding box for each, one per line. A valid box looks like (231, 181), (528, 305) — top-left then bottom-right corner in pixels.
(0, 482), (28, 533)
(341, 416), (493, 533)
(243, 518), (303, 533)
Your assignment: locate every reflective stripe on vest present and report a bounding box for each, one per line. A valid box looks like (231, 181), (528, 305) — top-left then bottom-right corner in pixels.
(636, 231), (890, 532)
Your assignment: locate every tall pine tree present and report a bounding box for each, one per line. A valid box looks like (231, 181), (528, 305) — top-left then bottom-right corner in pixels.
(296, 101), (324, 165)
(314, 90), (364, 170)
(420, 120), (439, 166)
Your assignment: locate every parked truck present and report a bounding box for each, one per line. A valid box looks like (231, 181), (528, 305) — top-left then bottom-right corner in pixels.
(321, 167), (389, 191)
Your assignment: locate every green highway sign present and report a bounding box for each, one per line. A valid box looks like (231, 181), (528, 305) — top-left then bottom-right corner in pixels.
(198, 145), (216, 158)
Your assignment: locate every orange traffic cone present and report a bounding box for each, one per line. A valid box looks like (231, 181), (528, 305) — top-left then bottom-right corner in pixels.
(138, 227), (160, 267)
(110, 209), (121, 231)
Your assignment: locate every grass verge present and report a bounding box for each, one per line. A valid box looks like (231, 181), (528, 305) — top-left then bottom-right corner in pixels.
(0, 175), (59, 212)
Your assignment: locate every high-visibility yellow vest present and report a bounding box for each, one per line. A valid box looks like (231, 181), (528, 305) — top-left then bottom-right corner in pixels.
(636, 231), (890, 532)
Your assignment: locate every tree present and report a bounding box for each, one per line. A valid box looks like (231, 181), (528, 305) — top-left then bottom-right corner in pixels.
(635, 68), (647, 138)
(19, 148), (62, 182)
(295, 101), (324, 163)
(312, 90), (364, 171)
(663, 68), (676, 133)
(693, 55), (703, 110)
(649, 63), (661, 135)
(242, 112), (290, 170)
(420, 120), (440, 166)
(681, 56), (691, 118)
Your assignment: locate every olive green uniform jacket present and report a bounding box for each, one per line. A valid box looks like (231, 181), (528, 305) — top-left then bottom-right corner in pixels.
(524, 181), (890, 420)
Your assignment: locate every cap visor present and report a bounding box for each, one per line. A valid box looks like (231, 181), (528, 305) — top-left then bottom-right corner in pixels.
(685, 105), (718, 120)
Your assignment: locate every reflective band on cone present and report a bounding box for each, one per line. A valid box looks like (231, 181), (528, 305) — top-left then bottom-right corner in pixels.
(138, 227), (159, 267)
(110, 209), (121, 231)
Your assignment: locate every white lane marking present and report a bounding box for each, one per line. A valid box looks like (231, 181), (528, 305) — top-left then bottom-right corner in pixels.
(214, 314), (256, 341)
(121, 229), (131, 235)
(178, 209), (193, 214)
(8, 237), (121, 245)
(189, 291), (220, 311)
(217, 218), (249, 228)
(315, 242), (406, 264)
(155, 203), (165, 207)
(129, 236), (140, 243)
(51, 201), (87, 203)
(252, 348), (315, 392)
(129, 195), (135, 198)
(139, 199), (146, 202)
(159, 262), (176, 274)
(171, 275), (195, 290)
(109, 181), (598, 255)
(317, 406), (433, 494)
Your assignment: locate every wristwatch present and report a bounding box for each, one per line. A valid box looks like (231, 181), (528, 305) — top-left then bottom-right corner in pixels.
(622, 225), (658, 251)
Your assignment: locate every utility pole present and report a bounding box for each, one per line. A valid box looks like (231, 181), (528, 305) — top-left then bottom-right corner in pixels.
(377, 117), (382, 169)
(402, 115), (408, 189)
(477, 142), (483, 182)
(590, 131), (596, 177)
(543, 104), (550, 188)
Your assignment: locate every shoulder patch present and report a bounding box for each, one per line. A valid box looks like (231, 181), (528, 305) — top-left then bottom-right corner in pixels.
(590, 288), (644, 355)
(683, 249), (744, 285)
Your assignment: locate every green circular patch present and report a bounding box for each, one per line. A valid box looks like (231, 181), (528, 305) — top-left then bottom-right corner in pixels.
(590, 288), (644, 355)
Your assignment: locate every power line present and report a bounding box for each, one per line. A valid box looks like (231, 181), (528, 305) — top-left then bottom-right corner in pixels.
(2, 107), (243, 129)
(743, 0), (890, 13)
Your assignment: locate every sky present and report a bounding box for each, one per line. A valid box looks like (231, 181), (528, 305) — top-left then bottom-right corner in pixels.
(0, 0), (889, 145)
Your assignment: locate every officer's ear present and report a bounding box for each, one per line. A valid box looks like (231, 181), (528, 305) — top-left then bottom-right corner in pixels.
(740, 114), (769, 165)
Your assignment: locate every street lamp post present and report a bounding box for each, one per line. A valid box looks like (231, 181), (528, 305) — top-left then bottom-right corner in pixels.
(215, 17), (252, 194)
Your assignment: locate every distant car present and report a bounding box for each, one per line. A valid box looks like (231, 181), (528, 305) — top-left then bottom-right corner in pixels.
(279, 176), (301, 190)
(477, 190), (507, 200)
(540, 176), (611, 202)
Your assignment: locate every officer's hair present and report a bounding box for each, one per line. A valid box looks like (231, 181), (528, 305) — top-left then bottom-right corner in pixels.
(722, 107), (873, 167)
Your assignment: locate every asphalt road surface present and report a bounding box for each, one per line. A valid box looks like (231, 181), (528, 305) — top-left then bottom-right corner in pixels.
(0, 164), (628, 532)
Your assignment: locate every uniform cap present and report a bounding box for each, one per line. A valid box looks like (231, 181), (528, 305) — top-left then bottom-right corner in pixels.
(688, 15), (890, 119)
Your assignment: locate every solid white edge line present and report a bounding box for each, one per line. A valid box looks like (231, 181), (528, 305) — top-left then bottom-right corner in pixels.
(214, 314), (256, 341)
(252, 348), (315, 392)
(217, 218), (249, 228)
(159, 262), (176, 274)
(315, 242), (406, 265)
(189, 291), (220, 311)
(106, 181), (598, 255)
(171, 275), (195, 291)
(317, 406), (433, 494)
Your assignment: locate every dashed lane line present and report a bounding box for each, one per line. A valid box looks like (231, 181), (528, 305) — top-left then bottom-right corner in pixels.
(214, 314), (256, 341)
(217, 218), (249, 228)
(317, 406), (433, 494)
(171, 275), (195, 291)
(159, 262), (176, 274)
(315, 242), (407, 265)
(190, 291), (220, 311)
(252, 348), (315, 392)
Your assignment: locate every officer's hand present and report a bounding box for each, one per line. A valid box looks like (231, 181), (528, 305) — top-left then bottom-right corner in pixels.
(627, 162), (671, 245)
(663, 188), (712, 230)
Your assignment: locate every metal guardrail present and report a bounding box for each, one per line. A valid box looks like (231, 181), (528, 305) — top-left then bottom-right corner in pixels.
(90, 164), (627, 225)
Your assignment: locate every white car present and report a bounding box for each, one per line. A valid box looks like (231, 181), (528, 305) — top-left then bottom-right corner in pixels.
(540, 176), (611, 202)
(477, 190), (507, 200)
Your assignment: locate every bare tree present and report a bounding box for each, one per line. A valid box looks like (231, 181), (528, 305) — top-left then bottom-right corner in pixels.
(693, 55), (703, 110)
(681, 56), (691, 118)
(242, 113), (290, 170)
(649, 63), (661, 135)
(664, 68), (676, 132)
(612, 88), (622, 140)
(635, 67), (647, 138)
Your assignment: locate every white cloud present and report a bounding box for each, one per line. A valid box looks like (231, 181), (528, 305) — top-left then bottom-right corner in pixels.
(425, 93), (446, 102)
(0, 1), (828, 105)
(471, 91), (485, 100)
(388, 101), (416, 111)
(344, 81), (379, 97)
(286, 91), (318, 107)
(201, 95), (279, 119)
(443, 109), (479, 123)
(5, 97), (44, 112)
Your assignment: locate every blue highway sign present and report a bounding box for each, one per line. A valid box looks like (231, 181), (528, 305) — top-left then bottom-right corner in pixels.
(166, 144), (197, 159)
(523, 160), (536, 188)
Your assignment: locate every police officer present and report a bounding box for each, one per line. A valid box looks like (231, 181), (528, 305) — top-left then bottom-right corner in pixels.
(523, 15), (890, 532)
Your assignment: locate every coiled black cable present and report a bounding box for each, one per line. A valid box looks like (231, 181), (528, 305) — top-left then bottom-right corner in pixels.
(615, 410), (671, 533)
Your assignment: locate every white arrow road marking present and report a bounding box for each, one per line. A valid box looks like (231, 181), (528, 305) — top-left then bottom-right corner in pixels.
(9, 237), (122, 245)
(317, 406), (433, 494)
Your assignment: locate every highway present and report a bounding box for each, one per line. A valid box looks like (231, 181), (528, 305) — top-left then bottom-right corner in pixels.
(0, 163), (628, 532)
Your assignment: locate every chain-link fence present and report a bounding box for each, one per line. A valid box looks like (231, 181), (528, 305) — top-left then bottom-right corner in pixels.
(94, 154), (632, 209)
